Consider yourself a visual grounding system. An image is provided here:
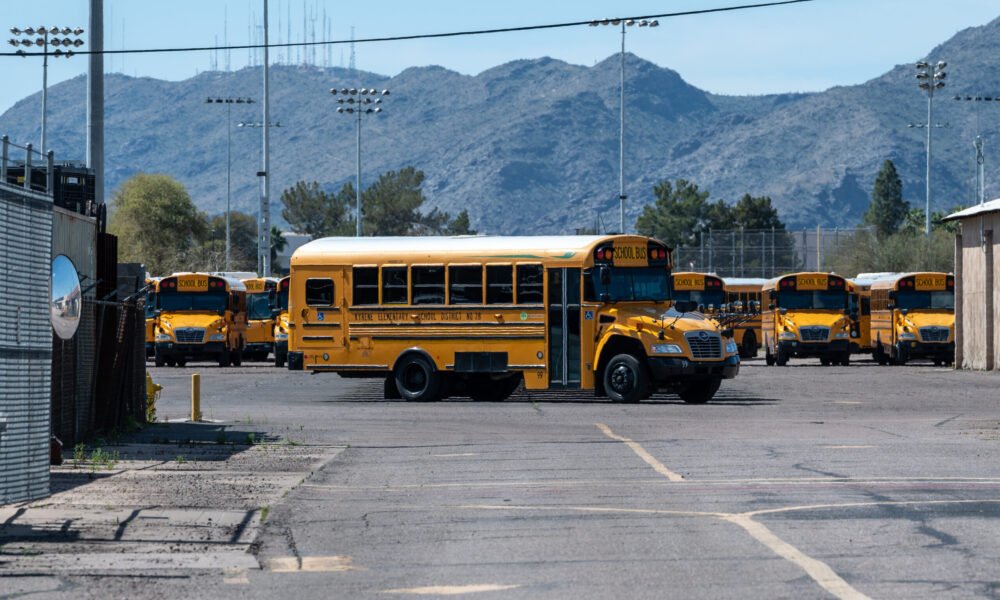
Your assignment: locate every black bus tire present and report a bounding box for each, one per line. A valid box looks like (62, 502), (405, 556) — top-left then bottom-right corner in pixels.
(395, 354), (442, 402)
(603, 354), (648, 403)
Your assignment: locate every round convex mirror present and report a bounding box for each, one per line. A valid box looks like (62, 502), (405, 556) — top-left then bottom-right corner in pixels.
(51, 254), (82, 340)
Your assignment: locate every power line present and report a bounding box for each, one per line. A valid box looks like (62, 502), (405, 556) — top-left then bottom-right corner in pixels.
(1, 0), (815, 58)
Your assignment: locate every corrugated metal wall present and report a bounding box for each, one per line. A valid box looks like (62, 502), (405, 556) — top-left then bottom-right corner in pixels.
(0, 183), (53, 504)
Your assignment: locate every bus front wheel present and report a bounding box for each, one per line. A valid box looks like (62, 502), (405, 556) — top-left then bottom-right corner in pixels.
(603, 354), (648, 403)
(739, 331), (757, 359)
(679, 376), (722, 404)
(395, 354), (442, 402)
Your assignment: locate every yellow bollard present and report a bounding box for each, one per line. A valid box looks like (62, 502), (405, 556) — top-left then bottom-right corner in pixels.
(191, 373), (201, 422)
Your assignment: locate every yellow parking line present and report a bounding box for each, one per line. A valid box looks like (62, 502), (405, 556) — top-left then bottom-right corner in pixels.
(595, 423), (684, 482)
(265, 555), (360, 572)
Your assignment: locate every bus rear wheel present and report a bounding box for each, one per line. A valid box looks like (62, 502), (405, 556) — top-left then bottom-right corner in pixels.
(739, 331), (757, 359)
(679, 377), (722, 404)
(468, 374), (522, 402)
(230, 348), (243, 367)
(395, 354), (442, 402)
(218, 348), (230, 368)
(603, 354), (648, 403)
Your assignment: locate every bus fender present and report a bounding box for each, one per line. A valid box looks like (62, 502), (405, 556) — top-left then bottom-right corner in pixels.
(594, 333), (648, 380)
(392, 348), (441, 374)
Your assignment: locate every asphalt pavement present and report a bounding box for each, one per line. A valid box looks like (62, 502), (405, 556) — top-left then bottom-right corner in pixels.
(2, 357), (999, 599)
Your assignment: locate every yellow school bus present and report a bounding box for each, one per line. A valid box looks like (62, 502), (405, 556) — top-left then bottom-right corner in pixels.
(144, 277), (160, 358)
(152, 273), (248, 367)
(723, 277), (766, 359)
(670, 272), (759, 359)
(762, 272), (852, 366)
(846, 278), (874, 354)
(870, 272), (954, 366)
(273, 276), (291, 367)
(241, 277), (278, 361)
(286, 235), (740, 403)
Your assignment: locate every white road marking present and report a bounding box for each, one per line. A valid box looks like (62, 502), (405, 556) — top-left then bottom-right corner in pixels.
(265, 555), (360, 572)
(595, 423), (684, 481)
(431, 453), (480, 457)
(382, 584), (521, 595)
(223, 568), (249, 584)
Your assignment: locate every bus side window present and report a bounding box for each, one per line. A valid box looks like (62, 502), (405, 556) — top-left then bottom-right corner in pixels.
(305, 278), (335, 306)
(382, 266), (408, 305)
(353, 267), (378, 305)
(516, 265), (543, 304)
(412, 266), (445, 305)
(450, 266), (483, 304)
(486, 265), (513, 304)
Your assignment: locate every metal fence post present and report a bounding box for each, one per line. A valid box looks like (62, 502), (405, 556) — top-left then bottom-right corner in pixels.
(46, 151), (55, 195)
(24, 143), (32, 190)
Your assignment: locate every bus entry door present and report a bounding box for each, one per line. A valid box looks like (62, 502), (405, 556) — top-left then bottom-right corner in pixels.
(301, 268), (346, 350)
(547, 268), (581, 388)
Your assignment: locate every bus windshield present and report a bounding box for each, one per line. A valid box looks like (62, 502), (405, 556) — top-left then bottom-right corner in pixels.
(276, 288), (288, 311)
(247, 294), (273, 320)
(896, 290), (954, 310)
(778, 289), (846, 310)
(144, 292), (156, 318)
(672, 289), (725, 309)
(158, 291), (228, 312)
(588, 267), (669, 302)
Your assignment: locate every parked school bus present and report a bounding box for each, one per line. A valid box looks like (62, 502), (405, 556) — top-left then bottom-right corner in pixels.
(723, 277), (766, 359)
(670, 272), (760, 359)
(273, 276), (290, 367)
(152, 273), (248, 367)
(762, 272), (852, 366)
(846, 278), (874, 354)
(241, 277), (278, 361)
(286, 236), (740, 403)
(869, 272), (954, 366)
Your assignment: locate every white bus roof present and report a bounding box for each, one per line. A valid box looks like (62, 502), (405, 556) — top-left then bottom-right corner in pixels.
(292, 235), (655, 264)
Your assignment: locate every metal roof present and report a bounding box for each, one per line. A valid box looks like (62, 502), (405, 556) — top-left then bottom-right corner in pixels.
(942, 198), (1000, 222)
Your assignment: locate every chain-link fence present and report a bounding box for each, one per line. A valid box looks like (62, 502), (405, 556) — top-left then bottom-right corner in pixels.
(671, 227), (872, 278)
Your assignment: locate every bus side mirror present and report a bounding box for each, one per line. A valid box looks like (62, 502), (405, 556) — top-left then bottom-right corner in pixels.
(901, 308), (909, 316)
(887, 303), (895, 310)
(779, 307), (788, 315)
(888, 290), (896, 300)
(599, 265), (611, 287)
(271, 309), (281, 318)
(768, 290), (777, 300)
(768, 303), (774, 310)
(849, 311), (858, 321)
(674, 300), (697, 313)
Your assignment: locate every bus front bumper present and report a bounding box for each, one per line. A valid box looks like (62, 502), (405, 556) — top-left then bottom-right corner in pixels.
(155, 342), (226, 360)
(901, 341), (955, 360)
(778, 339), (849, 358)
(647, 356), (740, 382)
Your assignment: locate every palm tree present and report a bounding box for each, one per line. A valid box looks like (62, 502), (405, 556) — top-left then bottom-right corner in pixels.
(270, 226), (288, 274)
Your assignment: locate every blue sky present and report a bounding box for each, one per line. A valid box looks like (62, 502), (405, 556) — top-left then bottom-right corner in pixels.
(2, 0), (999, 115)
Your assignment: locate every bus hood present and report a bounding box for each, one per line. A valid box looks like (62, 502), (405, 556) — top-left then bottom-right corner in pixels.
(781, 310), (849, 330)
(158, 312), (225, 331)
(617, 305), (719, 333)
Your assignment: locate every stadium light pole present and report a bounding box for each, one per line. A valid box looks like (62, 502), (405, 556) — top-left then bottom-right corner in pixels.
(916, 60), (946, 235)
(330, 87), (388, 237)
(8, 26), (85, 153)
(953, 94), (997, 206)
(237, 119), (283, 272)
(206, 96), (255, 271)
(589, 17), (658, 233)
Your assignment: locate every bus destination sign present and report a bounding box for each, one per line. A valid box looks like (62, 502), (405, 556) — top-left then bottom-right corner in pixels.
(673, 274), (705, 290)
(245, 280), (266, 292)
(796, 275), (828, 291)
(177, 275), (209, 292)
(612, 244), (648, 267)
(914, 274), (947, 291)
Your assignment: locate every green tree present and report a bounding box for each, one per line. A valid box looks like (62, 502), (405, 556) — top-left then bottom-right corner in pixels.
(863, 160), (909, 239)
(362, 167), (428, 236)
(827, 228), (954, 275)
(732, 194), (784, 229)
(109, 173), (208, 275)
(198, 211), (258, 272)
(280, 180), (351, 237)
(635, 179), (730, 247)
(445, 209), (476, 235)
(270, 225), (288, 273)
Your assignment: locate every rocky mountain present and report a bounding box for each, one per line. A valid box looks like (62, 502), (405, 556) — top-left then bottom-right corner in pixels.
(3, 15), (1000, 234)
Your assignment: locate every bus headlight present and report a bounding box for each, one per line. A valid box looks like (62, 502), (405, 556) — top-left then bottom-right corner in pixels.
(208, 333), (225, 341)
(651, 343), (683, 355)
(779, 332), (797, 340)
(899, 332), (917, 340)
(833, 332), (849, 339)
(155, 333), (171, 342)
(725, 341), (738, 354)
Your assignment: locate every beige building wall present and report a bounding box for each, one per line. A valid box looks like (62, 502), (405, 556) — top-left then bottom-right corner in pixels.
(957, 213), (999, 371)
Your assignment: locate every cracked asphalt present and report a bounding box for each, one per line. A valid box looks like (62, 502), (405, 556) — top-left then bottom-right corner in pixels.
(2, 357), (999, 599)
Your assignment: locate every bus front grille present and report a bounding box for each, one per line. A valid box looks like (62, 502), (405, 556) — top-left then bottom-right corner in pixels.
(799, 326), (830, 342)
(684, 331), (723, 359)
(919, 327), (949, 343)
(175, 328), (205, 344)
